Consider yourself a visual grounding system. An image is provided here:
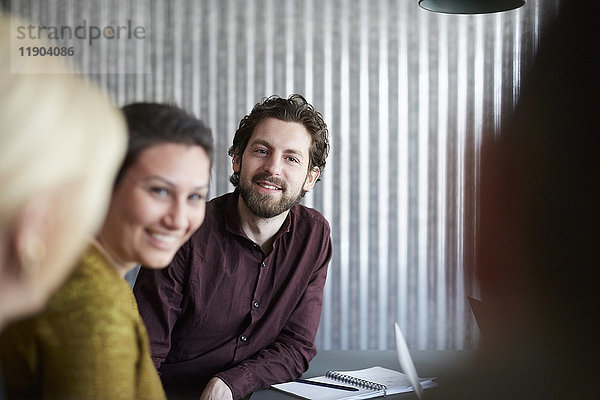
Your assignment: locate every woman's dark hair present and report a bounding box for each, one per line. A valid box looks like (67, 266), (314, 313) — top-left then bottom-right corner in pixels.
(115, 102), (213, 186)
(228, 94), (329, 187)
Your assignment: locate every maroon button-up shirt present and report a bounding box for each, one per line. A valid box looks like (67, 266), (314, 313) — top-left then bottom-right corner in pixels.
(133, 191), (332, 400)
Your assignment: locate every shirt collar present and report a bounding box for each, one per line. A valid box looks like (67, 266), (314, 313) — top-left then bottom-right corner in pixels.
(224, 189), (244, 237)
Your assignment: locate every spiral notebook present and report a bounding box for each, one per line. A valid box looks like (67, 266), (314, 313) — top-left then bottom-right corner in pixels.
(271, 323), (437, 399)
(271, 366), (437, 400)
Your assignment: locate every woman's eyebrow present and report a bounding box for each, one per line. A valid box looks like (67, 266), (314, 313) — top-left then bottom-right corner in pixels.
(142, 176), (209, 191)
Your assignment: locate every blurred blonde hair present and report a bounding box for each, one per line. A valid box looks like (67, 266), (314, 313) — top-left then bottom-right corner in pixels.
(0, 14), (126, 234)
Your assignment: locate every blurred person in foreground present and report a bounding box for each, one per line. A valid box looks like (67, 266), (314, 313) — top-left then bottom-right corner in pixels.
(431, 1), (599, 399)
(134, 94), (332, 400)
(0, 13), (126, 399)
(0, 102), (213, 399)
(0, 13), (126, 339)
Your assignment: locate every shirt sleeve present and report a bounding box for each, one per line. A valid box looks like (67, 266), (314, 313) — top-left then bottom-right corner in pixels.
(133, 240), (190, 370)
(215, 228), (333, 400)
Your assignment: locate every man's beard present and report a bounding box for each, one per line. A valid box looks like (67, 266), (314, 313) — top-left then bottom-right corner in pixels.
(239, 172), (305, 219)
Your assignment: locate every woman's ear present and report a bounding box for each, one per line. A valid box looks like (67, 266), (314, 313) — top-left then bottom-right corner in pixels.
(303, 167), (321, 192)
(0, 195), (55, 327)
(12, 195), (50, 282)
(0, 226), (15, 281)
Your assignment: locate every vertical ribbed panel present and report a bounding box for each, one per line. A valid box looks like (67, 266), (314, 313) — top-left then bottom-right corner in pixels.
(4, 0), (559, 350)
(376, 0), (389, 351)
(435, 14), (448, 350)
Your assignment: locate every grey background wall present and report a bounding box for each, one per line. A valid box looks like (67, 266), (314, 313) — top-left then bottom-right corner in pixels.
(4, 0), (560, 350)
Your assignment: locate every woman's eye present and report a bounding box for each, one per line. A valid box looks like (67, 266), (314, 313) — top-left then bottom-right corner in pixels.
(150, 187), (169, 197)
(188, 193), (205, 202)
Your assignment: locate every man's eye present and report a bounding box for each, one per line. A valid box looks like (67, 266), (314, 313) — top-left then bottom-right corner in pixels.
(287, 156), (299, 163)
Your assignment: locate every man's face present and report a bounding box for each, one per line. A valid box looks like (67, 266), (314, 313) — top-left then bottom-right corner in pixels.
(234, 117), (320, 219)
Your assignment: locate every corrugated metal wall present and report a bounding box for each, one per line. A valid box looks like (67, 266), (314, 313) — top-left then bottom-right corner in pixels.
(4, 0), (560, 350)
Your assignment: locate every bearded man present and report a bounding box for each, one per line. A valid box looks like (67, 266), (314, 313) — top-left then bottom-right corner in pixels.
(133, 94), (332, 400)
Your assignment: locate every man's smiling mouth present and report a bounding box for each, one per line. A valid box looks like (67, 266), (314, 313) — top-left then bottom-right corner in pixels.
(256, 181), (282, 191)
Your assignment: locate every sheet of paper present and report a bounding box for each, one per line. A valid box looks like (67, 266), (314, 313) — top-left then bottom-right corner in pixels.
(272, 375), (382, 400)
(394, 322), (423, 398)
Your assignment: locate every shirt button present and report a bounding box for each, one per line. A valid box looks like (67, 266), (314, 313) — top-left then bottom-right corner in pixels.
(261, 261), (266, 268)
(240, 335), (248, 342)
(252, 301), (260, 309)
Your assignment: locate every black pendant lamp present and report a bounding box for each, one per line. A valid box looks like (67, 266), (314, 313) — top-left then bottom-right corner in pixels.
(418, 0), (526, 14)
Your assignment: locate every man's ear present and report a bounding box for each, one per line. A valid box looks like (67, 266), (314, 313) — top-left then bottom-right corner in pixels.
(303, 167), (321, 192)
(232, 153), (241, 173)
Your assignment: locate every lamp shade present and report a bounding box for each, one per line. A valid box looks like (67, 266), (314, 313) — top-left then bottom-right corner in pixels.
(418, 0), (526, 14)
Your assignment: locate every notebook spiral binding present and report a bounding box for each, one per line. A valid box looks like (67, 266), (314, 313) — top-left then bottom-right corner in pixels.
(325, 370), (388, 393)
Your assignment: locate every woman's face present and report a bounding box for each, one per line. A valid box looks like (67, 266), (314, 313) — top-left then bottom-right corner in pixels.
(100, 143), (210, 270)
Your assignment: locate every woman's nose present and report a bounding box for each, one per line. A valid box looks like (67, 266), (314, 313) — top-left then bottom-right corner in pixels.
(163, 200), (186, 229)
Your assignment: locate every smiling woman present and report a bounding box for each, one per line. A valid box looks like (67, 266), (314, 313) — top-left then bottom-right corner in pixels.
(98, 142), (211, 273)
(0, 103), (213, 400)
